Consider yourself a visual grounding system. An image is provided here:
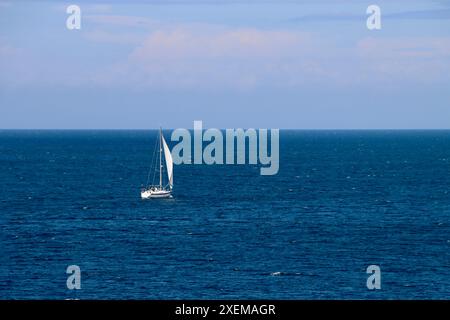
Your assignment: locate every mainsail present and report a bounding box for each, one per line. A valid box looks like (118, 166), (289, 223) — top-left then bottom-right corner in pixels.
(162, 135), (173, 189)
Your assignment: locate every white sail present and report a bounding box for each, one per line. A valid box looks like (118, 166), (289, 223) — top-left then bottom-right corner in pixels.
(161, 135), (173, 189)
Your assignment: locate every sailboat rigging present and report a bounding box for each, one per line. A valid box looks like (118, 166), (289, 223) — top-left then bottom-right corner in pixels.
(141, 128), (173, 199)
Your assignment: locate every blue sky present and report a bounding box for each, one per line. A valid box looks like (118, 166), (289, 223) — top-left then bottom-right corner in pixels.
(0, 0), (450, 129)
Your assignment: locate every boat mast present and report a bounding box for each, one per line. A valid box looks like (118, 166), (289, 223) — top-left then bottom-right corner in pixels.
(159, 127), (162, 189)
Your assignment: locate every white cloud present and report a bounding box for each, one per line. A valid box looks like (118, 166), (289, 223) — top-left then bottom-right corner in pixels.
(355, 37), (450, 84)
(90, 23), (450, 90)
(130, 27), (311, 59)
(84, 29), (145, 45)
(84, 14), (156, 28)
(357, 37), (450, 58)
(2, 20), (450, 90)
(91, 25), (323, 90)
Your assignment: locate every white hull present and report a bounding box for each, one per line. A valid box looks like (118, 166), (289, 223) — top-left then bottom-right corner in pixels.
(141, 188), (172, 199)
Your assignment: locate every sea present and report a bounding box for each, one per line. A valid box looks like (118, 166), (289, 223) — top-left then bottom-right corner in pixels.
(0, 130), (449, 299)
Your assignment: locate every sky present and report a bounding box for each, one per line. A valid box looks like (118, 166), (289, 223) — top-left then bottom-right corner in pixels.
(0, 0), (450, 129)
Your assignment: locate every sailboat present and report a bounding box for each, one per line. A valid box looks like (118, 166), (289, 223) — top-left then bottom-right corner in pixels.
(141, 128), (173, 199)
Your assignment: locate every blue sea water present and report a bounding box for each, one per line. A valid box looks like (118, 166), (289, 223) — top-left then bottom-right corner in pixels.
(0, 130), (449, 299)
